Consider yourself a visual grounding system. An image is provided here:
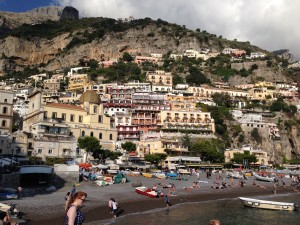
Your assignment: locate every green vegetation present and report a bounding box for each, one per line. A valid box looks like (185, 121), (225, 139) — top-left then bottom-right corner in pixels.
(231, 151), (257, 165)
(121, 142), (137, 152)
(251, 128), (262, 143)
(190, 139), (225, 163)
(78, 136), (101, 161)
(144, 153), (167, 167)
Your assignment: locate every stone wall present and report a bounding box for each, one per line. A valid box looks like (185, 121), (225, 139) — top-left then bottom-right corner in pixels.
(1, 172), (20, 188)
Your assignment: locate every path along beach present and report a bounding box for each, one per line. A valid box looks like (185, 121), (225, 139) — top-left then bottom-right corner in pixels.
(3, 172), (297, 225)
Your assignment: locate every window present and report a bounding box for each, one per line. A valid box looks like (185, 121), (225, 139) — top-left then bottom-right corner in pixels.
(93, 106), (97, 113)
(81, 131), (85, 137)
(98, 115), (102, 123)
(109, 134), (113, 140)
(79, 116), (83, 123)
(3, 107), (7, 114)
(1, 120), (6, 127)
(44, 112), (48, 119)
(48, 149), (53, 154)
(62, 113), (66, 120)
(99, 133), (102, 139)
(38, 149), (43, 154)
(90, 132), (94, 137)
(52, 112), (57, 119)
(4, 99), (7, 103)
(76, 147), (80, 155)
(70, 114), (75, 122)
(12, 137), (16, 143)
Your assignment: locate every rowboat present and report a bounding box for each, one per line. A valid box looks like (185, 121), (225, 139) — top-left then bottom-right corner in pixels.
(135, 186), (164, 198)
(253, 172), (276, 182)
(239, 197), (298, 211)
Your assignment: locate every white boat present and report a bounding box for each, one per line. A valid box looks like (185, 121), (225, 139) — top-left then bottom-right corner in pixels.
(253, 172), (275, 182)
(226, 171), (244, 179)
(239, 197), (298, 211)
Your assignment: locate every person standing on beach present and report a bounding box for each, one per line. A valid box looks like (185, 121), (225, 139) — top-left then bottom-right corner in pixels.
(108, 198), (113, 214)
(165, 194), (171, 207)
(111, 198), (118, 218)
(65, 191), (87, 225)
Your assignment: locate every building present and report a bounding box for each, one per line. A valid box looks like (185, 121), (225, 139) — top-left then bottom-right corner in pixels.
(134, 56), (158, 65)
(224, 146), (268, 165)
(146, 70), (173, 92)
(68, 74), (92, 92)
(43, 78), (60, 91)
(0, 89), (14, 155)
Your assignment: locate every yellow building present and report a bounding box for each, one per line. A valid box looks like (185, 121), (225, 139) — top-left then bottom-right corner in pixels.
(166, 94), (196, 111)
(254, 82), (274, 88)
(224, 148), (268, 165)
(160, 110), (215, 134)
(248, 87), (277, 101)
(146, 70), (173, 92)
(44, 90), (117, 151)
(68, 74), (93, 92)
(187, 86), (249, 98)
(136, 139), (164, 157)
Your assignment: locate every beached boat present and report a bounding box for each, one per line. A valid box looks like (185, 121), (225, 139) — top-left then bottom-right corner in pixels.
(135, 186), (164, 198)
(142, 173), (153, 178)
(0, 188), (18, 200)
(253, 172), (276, 182)
(239, 197), (298, 211)
(226, 171), (244, 179)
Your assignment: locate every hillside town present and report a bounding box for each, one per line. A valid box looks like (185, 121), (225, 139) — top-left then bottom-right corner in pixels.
(0, 46), (299, 173)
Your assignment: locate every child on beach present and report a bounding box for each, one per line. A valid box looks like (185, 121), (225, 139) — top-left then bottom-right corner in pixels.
(165, 194), (171, 207)
(111, 198), (118, 218)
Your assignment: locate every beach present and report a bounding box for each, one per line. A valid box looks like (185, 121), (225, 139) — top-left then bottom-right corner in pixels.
(2, 172), (295, 225)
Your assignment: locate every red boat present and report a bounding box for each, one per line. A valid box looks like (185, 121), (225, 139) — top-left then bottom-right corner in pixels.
(135, 186), (164, 198)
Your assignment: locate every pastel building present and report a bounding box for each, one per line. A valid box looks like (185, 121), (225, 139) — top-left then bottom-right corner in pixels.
(146, 70), (173, 92)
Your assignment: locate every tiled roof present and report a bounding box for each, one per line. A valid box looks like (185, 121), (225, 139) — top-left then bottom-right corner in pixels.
(46, 103), (86, 111)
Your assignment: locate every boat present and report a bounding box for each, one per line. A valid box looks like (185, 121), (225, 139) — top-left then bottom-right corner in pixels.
(226, 170), (245, 179)
(253, 172), (276, 182)
(135, 186), (164, 198)
(142, 173), (153, 178)
(239, 197), (298, 211)
(0, 188), (18, 200)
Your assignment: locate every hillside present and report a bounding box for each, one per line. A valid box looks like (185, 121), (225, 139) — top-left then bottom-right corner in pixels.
(0, 7), (297, 87)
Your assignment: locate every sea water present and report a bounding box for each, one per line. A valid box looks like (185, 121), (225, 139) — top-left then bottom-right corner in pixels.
(104, 193), (300, 225)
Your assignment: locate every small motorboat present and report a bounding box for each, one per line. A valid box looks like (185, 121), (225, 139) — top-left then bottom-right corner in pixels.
(226, 171), (245, 179)
(239, 197), (298, 211)
(253, 172), (275, 182)
(135, 186), (164, 198)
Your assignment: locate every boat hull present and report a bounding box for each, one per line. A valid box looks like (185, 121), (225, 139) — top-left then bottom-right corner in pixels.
(253, 173), (275, 182)
(239, 197), (296, 211)
(135, 187), (164, 198)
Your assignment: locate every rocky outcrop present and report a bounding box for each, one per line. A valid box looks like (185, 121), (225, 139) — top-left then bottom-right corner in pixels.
(60, 7), (79, 20)
(0, 7), (63, 31)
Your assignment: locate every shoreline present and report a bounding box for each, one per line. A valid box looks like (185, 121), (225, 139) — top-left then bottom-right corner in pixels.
(5, 173), (296, 225)
(28, 184), (296, 225)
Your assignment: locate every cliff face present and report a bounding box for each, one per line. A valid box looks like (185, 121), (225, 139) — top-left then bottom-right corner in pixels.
(0, 7), (63, 30)
(0, 24), (216, 72)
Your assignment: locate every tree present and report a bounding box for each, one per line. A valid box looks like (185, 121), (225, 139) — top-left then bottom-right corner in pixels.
(231, 151), (257, 166)
(144, 153), (167, 167)
(251, 128), (262, 143)
(122, 52), (133, 62)
(78, 136), (101, 162)
(121, 142), (137, 152)
(211, 93), (233, 108)
(182, 133), (192, 151)
(190, 140), (224, 163)
(186, 66), (210, 85)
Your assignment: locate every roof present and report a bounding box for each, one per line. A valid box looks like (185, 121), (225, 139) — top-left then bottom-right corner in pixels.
(46, 103), (86, 111)
(79, 90), (101, 104)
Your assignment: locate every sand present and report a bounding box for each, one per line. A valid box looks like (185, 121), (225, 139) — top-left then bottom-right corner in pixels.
(2, 172), (295, 225)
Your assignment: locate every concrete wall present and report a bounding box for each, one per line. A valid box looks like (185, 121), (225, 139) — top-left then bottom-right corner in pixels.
(1, 172), (20, 188)
(53, 164), (79, 186)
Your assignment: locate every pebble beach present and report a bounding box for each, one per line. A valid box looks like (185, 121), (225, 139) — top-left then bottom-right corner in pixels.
(2, 172), (296, 225)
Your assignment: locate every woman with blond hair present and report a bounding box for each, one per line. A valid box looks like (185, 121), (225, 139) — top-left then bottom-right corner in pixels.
(65, 191), (87, 225)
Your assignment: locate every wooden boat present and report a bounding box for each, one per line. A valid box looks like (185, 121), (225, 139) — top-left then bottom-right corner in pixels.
(142, 173), (153, 178)
(253, 172), (275, 182)
(226, 171), (244, 179)
(135, 186), (164, 198)
(239, 197), (298, 211)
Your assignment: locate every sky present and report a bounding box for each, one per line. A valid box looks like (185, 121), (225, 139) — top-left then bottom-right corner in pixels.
(0, 0), (299, 59)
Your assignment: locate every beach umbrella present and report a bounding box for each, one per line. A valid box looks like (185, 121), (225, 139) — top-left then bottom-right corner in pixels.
(79, 163), (92, 169)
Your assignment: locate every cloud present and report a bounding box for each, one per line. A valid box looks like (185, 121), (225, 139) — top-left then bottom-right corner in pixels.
(54, 0), (300, 59)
